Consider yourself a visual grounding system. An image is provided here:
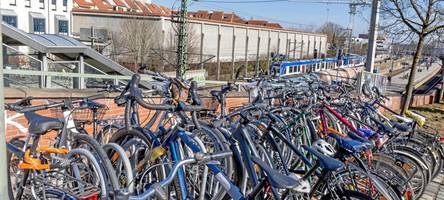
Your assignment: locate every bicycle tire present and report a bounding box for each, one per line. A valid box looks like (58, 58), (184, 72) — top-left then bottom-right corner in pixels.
(320, 189), (372, 200)
(72, 133), (120, 197)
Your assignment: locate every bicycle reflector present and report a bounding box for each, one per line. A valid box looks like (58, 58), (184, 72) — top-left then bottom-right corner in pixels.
(80, 192), (99, 200)
(404, 190), (412, 200)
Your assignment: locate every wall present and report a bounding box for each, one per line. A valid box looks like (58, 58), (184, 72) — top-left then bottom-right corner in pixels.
(72, 12), (328, 63)
(5, 87), (443, 145)
(4, 88), (250, 145)
(1, 0), (72, 34)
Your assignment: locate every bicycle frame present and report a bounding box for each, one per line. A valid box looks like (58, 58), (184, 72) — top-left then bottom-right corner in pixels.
(319, 101), (364, 138)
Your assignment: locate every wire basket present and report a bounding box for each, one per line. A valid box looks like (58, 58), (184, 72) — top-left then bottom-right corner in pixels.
(50, 105), (109, 124)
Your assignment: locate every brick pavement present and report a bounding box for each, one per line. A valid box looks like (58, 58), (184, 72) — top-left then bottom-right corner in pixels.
(420, 173), (444, 200)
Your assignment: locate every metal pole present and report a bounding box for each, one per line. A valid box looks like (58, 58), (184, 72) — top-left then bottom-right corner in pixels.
(0, 12), (10, 199)
(216, 33), (221, 80)
(200, 33), (204, 70)
(245, 35), (249, 76)
(365, 0), (380, 72)
(255, 37), (260, 77)
(348, 5), (357, 55)
(231, 34), (236, 79)
(176, 0), (188, 78)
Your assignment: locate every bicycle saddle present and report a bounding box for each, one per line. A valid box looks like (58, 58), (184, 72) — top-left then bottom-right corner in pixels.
(302, 146), (344, 171)
(346, 131), (375, 150)
(210, 90), (223, 103)
(25, 112), (63, 135)
(328, 133), (371, 154)
(390, 121), (412, 132)
(251, 156), (301, 189)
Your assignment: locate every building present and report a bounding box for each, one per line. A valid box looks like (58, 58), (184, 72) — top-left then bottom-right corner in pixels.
(1, 0), (72, 35)
(71, 0), (328, 64)
(351, 34), (368, 45)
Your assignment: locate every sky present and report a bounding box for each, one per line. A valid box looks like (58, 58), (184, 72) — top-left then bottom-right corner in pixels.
(152, 0), (372, 36)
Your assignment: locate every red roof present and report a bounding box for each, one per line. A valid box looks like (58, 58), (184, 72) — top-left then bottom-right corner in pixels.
(247, 20), (268, 26)
(147, 4), (163, 15)
(124, 0), (140, 10)
(210, 11), (224, 20)
(92, 0), (112, 10)
(72, 2), (326, 35)
(266, 23), (282, 28)
(113, 0), (126, 7)
(159, 6), (171, 15)
(74, 0), (95, 8)
(135, 1), (150, 14)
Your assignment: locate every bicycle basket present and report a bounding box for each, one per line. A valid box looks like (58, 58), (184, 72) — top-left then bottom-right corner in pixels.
(50, 104), (109, 123)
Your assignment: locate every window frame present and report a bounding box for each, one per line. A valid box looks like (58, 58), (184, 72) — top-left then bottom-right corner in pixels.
(2, 15), (18, 28)
(57, 20), (69, 35)
(39, 0), (45, 9)
(33, 18), (46, 34)
(25, 0), (31, 7)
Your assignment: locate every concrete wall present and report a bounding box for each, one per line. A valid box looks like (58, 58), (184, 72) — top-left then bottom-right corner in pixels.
(1, 0), (72, 34)
(72, 12), (328, 64)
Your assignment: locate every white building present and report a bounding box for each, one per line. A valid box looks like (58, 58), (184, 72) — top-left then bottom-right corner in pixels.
(72, 0), (327, 63)
(1, 0), (73, 35)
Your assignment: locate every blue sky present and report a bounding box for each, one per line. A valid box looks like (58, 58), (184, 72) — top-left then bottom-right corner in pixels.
(152, 0), (372, 35)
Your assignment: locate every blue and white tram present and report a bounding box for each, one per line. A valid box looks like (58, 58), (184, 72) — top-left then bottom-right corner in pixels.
(274, 55), (365, 77)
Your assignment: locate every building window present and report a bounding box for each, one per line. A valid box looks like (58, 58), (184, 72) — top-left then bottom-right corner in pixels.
(2, 15), (17, 28)
(58, 20), (69, 35)
(33, 18), (46, 34)
(52, 0), (57, 10)
(25, 0), (31, 7)
(10, 0), (16, 6)
(63, 0), (67, 6)
(39, 0), (45, 9)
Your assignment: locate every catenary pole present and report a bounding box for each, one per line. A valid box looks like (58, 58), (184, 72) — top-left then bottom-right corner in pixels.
(176, 0), (188, 78)
(365, 0), (380, 72)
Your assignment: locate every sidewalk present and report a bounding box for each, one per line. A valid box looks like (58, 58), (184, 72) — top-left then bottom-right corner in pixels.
(420, 173), (444, 200)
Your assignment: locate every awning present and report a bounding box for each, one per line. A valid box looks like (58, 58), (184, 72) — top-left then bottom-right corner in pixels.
(0, 9), (17, 16)
(29, 12), (45, 19)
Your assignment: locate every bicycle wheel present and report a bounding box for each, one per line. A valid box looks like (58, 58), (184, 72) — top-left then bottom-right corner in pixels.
(7, 138), (27, 200)
(390, 151), (427, 197)
(109, 127), (172, 197)
(71, 132), (121, 195)
(369, 153), (415, 199)
(174, 123), (239, 200)
(320, 189), (372, 200)
(333, 163), (401, 200)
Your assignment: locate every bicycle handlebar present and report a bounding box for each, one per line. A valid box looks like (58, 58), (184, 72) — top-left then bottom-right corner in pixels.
(6, 93), (108, 113)
(127, 151), (232, 200)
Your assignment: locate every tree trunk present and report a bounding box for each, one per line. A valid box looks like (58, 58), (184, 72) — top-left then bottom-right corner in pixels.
(439, 57), (444, 102)
(401, 34), (425, 115)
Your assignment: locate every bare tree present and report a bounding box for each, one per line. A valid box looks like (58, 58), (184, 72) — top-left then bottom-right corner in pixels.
(317, 22), (348, 57)
(381, 0), (444, 115)
(162, 23), (200, 71)
(112, 18), (156, 71)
